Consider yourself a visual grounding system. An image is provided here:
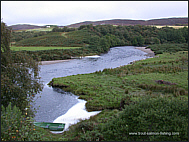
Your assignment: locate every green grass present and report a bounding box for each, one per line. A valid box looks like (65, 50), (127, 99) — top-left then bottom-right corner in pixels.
(15, 27), (54, 32)
(10, 46), (81, 51)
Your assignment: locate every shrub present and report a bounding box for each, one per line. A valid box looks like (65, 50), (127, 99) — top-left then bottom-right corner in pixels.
(101, 96), (188, 141)
(1, 103), (43, 141)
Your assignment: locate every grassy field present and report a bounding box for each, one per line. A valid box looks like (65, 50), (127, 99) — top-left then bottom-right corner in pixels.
(46, 51), (188, 141)
(14, 27), (54, 32)
(10, 46), (81, 51)
(153, 25), (188, 29)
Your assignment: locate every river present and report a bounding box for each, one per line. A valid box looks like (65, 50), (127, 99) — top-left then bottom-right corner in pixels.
(32, 46), (151, 130)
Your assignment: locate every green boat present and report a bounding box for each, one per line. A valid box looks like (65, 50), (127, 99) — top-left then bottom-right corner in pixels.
(34, 122), (65, 131)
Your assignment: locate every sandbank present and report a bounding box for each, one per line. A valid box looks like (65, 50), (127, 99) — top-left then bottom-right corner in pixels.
(39, 55), (100, 65)
(135, 47), (155, 57)
(39, 59), (72, 65)
(39, 47), (154, 65)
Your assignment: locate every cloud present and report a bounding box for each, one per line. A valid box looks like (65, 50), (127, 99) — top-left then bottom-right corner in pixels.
(1, 1), (188, 26)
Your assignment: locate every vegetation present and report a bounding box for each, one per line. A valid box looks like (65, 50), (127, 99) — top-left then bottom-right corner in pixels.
(147, 43), (188, 54)
(1, 22), (43, 141)
(12, 47), (101, 61)
(14, 32), (84, 47)
(49, 50), (188, 141)
(10, 30), (50, 42)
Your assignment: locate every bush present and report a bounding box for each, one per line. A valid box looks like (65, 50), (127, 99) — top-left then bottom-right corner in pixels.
(1, 103), (43, 141)
(101, 96), (188, 141)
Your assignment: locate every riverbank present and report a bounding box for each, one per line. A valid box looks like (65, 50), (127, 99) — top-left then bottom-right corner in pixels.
(39, 55), (100, 65)
(49, 51), (188, 111)
(135, 46), (155, 57)
(39, 47), (154, 65)
(48, 51), (188, 141)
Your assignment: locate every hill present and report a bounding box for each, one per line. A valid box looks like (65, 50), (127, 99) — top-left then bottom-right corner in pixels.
(9, 24), (46, 31)
(14, 32), (85, 47)
(9, 17), (188, 30)
(66, 17), (188, 28)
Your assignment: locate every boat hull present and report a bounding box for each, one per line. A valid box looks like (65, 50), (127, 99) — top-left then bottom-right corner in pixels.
(34, 122), (65, 131)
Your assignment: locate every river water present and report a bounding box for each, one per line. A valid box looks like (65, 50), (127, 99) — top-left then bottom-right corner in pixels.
(32, 46), (150, 130)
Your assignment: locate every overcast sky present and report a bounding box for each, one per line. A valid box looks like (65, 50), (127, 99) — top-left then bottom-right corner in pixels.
(1, 1), (188, 26)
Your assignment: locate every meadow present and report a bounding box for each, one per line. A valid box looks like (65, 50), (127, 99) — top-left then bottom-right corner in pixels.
(10, 46), (81, 51)
(14, 27), (54, 32)
(154, 25), (188, 29)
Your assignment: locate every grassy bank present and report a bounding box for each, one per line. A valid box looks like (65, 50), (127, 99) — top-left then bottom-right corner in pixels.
(47, 51), (188, 141)
(49, 51), (188, 111)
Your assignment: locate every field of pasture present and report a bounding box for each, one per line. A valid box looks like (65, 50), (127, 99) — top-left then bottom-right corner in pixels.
(14, 27), (54, 32)
(154, 25), (188, 29)
(10, 46), (81, 51)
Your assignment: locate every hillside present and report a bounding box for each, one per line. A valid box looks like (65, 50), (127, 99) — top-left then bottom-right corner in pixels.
(9, 17), (188, 30)
(66, 17), (188, 28)
(15, 32), (85, 47)
(9, 24), (46, 30)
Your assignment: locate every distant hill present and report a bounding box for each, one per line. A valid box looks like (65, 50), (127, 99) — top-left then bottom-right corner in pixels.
(9, 17), (188, 30)
(9, 24), (46, 31)
(66, 17), (188, 28)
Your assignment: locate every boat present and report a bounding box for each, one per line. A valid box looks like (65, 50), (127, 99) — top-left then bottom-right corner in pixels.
(34, 122), (65, 131)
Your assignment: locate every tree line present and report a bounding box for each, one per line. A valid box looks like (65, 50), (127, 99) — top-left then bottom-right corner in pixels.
(49, 24), (188, 53)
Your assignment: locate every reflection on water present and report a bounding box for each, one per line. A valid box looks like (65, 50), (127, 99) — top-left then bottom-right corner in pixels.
(32, 46), (149, 123)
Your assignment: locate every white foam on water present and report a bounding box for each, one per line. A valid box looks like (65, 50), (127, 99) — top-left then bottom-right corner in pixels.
(44, 83), (52, 89)
(84, 55), (100, 58)
(52, 99), (101, 133)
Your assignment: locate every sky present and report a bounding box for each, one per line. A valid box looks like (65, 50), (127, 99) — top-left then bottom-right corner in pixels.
(1, 1), (188, 26)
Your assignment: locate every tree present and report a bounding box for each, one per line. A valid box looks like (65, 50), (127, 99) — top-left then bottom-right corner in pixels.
(1, 22), (43, 113)
(153, 37), (160, 44)
(136, 35), (145, 46)
(132, 37), (138, 46)
(98, 37), (109, 52)
(78, 25), (87, 30)
(158, 30), (167, 44)
(52, 26), (60, 32)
